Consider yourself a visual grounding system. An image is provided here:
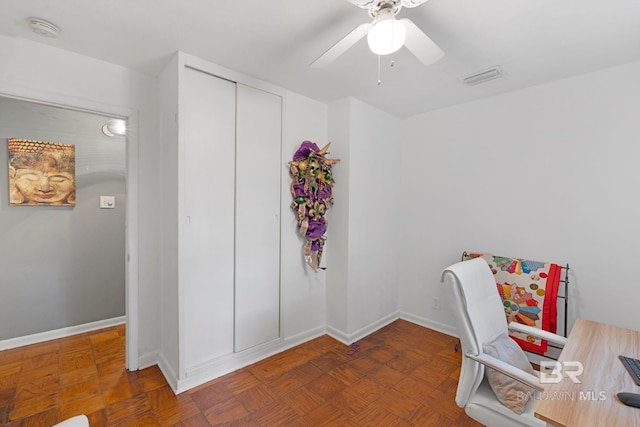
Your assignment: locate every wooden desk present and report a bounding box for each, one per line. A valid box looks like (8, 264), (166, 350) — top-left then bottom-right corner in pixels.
(534, 318), (640, 426)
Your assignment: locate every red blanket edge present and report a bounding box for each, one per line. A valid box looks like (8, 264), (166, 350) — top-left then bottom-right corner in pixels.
(512, 263), (561, 354)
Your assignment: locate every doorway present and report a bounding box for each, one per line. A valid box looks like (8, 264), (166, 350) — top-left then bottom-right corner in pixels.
(0, 93), (138, 369)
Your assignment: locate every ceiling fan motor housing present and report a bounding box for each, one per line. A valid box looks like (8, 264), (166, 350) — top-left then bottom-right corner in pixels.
(368, 1), (402, 18)
(349, 0), (429, 17)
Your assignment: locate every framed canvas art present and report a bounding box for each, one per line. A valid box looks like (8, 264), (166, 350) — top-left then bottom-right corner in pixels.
(8, 138), (76, 206)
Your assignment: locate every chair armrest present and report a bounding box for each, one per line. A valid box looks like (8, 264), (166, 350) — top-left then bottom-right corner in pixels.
(508, 322), (568, 347)
(465, 352), (544, 392)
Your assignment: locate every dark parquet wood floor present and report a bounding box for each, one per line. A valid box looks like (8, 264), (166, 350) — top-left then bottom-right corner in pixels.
(0, 319), (482, 426)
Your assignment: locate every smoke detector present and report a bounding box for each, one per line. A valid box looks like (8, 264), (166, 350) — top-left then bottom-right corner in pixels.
(28, 18), (60, 38)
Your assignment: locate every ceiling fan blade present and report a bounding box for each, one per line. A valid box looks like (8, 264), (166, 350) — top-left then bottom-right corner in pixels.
(310, 23), (371, 68)
(347, 0), (376, 9)
(400, 0), (430, 8)
(400, 18), (444, 66)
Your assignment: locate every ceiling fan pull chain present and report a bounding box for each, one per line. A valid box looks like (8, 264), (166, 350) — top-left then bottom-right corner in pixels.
(377, 54), (382, 85)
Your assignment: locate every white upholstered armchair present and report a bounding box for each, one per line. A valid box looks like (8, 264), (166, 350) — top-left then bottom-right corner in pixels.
(442, 257), (568, 427)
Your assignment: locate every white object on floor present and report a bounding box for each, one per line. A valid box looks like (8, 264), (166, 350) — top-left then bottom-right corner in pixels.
(53, 415), (89, 427)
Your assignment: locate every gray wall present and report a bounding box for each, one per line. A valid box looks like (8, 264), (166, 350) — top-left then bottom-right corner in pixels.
(0, 96), (126, 340)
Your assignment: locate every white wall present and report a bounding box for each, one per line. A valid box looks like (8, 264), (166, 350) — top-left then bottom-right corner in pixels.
(400, 60), (640, 334)
(157, 53), (180, 377)
(0, 34), (161, 363)
(326, 98), (351, 335)
(327, 98), (402, 341)
(348, 99), (401, 333)
(282, 91), (329, 341)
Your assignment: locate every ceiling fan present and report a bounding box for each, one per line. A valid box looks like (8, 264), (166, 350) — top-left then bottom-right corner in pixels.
(311, 0), (444, 67)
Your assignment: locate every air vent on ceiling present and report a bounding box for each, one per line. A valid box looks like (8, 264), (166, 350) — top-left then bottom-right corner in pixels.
(28, 18), (60, 38)
(461, 66), (503, 86)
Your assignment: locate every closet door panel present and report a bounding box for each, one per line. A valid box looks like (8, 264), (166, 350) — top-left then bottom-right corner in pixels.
(182, 68), (236, 368)
(234, 84), (282, 352)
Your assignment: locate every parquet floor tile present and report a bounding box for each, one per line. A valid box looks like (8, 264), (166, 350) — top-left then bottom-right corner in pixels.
(1, 320), (483, 426)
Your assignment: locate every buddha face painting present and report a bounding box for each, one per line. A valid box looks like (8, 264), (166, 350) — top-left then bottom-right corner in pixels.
(8, 138), (76, 206)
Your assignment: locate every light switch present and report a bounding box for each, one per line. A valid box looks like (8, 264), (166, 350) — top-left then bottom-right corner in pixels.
(100, 196), (115, 209)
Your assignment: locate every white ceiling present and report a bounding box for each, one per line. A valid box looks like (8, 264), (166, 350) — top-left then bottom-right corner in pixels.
(2, 0), (640, 117)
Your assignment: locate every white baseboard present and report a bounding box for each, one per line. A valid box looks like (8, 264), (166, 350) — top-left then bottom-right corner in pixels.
(326, 311), (400, 345)
(284, 326), (327, 350)
(0, 316), (126, 351)
(144, 315), (460, 394)
(324, 324), (349, 345)
(324, 311), (457, 346)
(156, 351), (179, 393)
(159, 326), (327, 394)
(138, 351), (160, 370)
(398, 311), (458, 338)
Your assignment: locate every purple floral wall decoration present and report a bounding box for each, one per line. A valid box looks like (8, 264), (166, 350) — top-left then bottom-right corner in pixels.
(289, 141), (340, 271)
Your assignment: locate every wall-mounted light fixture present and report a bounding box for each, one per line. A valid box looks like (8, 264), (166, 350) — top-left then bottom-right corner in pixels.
(101, 119), (126, 137)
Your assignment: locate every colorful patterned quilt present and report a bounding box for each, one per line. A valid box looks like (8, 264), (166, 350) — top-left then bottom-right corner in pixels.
(464, 252), (561, 355)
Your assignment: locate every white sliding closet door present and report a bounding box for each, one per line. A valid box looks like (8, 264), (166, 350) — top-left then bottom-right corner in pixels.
(182, 68), (236, 368)
(234, 84), (282, 352)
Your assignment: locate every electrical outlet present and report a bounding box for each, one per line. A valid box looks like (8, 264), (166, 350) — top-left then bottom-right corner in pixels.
(432, 297), (441, 310)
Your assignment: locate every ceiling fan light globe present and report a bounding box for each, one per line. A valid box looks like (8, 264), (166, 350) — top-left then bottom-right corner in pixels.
(367, 19), (406, 55)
